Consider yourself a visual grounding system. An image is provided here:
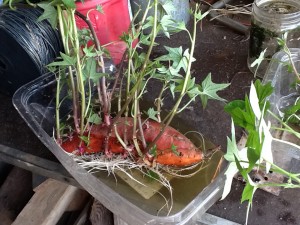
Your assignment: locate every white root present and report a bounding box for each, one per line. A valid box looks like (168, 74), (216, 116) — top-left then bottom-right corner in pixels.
(67, 152), (204, 215)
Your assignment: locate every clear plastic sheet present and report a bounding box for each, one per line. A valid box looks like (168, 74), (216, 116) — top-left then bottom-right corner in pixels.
(263, 48), (300, 173)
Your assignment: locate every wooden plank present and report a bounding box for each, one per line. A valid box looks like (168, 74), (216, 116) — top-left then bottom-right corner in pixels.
(13, 179), (84, 225)
(90, 199), (114, 225)
(0, 167), (33, 224)
(73, 199), (93, 225)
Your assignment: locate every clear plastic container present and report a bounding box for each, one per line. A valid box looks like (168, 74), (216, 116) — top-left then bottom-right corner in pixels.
(263, 48), (300, 172)
(13, 73), (227, 225)
(248, 0), (300, 78)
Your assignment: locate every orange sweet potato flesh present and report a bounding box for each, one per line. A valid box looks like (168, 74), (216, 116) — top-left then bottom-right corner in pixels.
(61, 117), (203, 166)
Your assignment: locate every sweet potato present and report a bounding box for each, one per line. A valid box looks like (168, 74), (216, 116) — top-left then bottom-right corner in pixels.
(61, 117), (203, 166)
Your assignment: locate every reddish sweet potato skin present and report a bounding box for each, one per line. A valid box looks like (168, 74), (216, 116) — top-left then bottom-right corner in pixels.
(61, 118), (203, 166)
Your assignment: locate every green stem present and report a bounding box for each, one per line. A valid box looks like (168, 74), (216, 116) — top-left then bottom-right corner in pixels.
(114, 124), (130, 151)
(155, 83), (167, 122)
(137, 105), (147, 149)
(135, 0), (152, 35)
(176, 94), (198, 114)
(238, 159), (300, 184)
(55, 71), (61, 142)
(70, 9), (86, 135)
(57, 6), (80, 133)
(140, 0), (158, 74)
(268, 110), (300, 139)
(283, 43), (300, 81)
(114, 0), (155, 153)
(146, 5), (200, 152)
(74, 11), (109, 122)
(25, 0), (36, 7)
(85, 79), (92, 117)
(258, 182), (300, 188)
(132, 92), (143, 156)
(265, 159), (300, 184)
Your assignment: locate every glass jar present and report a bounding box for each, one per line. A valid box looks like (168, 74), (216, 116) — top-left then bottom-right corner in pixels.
(248, 0), (300, 78)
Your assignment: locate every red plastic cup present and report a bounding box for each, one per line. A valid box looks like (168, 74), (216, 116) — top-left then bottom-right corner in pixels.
(75, 0), (131, 64)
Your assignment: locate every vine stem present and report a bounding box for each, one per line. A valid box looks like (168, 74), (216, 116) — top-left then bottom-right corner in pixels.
(55, 70), (61, 142)
(70, 9), (86, 135)
(101, 0), (158, 156)
(237, 159), (300, 185)
(57, 6), (80, 134)
(283, 43), (300, 81)
(268, 110), (300, 139)
(264, 159), (300, 184)
(156, 82), (168, 122)
(74, 10), (111, 126)
(145, 4), (201, 152)
(132, 92), (143, 156)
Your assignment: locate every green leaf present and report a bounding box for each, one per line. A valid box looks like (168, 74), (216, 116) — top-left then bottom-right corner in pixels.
(199, 74), (230, 108)
(170, 83), (176, 99)
(224, 100), (245, 112)
(284, 102), (300, 123)
(222, 162), (238, 200)
(83, 58), (106, 82)
(224, 121), (239, 162)
(277, 38), (285, 48)
(146, 170), (159, 180)
(47, 52), (76, 67)
(187, 86), (201, 99)
(157, 46), (183, 68)
(246, 130), (262, 171)
(83, 45), (97, 58)
(224, 101), (247, 128)
(254, 80), (273, 110)
(156, 65), (182, 82)
(183, 49), (196, 64)
(260, 121), (273, 173)
(174, 21), (187, 32)
(158, 15), (175, 38)
(88, 113), (102, 124)
(234, 154), (248, 180)
(139, 33), (152, 46)
(79, 135), (89, 145)
(243, 96), (256, 130)
(62, 0), (76, 8)
(84, 57), (96, 78)
(37, 3), (58, 28)
(194, 10), (210, 21)
(96, 4), (104, 13)
(158, 47), (194, 72)
(222, 121), (249, 200)
(250, 48), (267, 68)
(174, 77), (195, 92)
(60, 52), (76, 65)
(149, 144), (157, 157)
(143, 16), (154, 30)
(241, 183), (255, 203)
(160, 0), (176, 15)
(171, 144), (180, 156)
(146, 108), (159, 122)
(224, 96), (257, 131)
